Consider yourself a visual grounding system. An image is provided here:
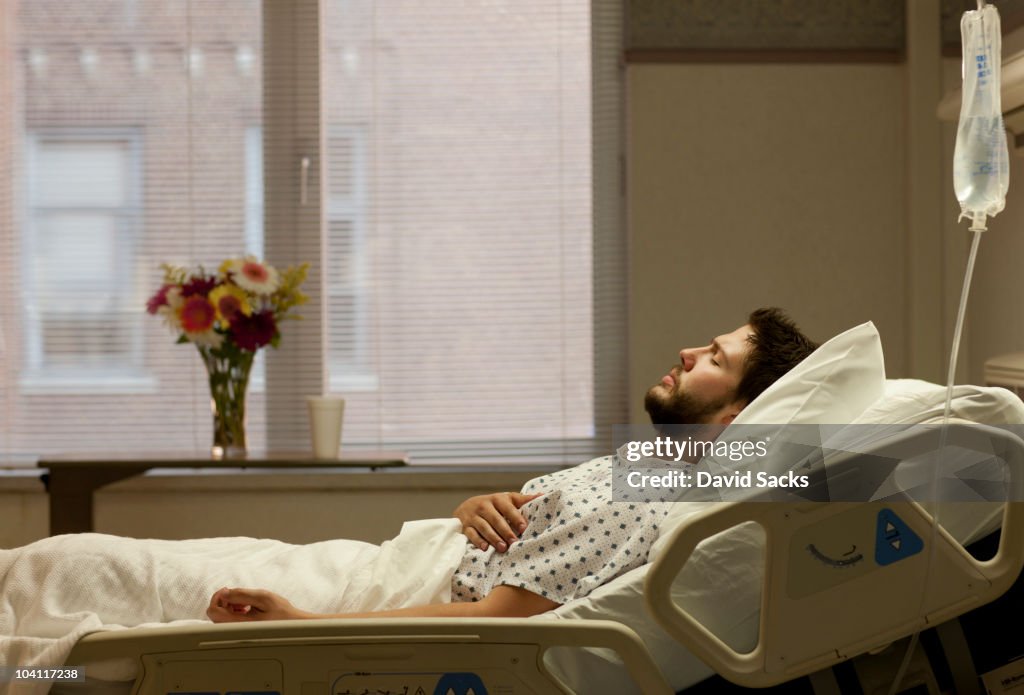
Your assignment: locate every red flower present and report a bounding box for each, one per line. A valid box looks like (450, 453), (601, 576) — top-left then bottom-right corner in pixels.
(146, 284), (173, 315)
(181, 276), (218, 298)
(180, 296), (216, 333)
(231, 310), (277, 351)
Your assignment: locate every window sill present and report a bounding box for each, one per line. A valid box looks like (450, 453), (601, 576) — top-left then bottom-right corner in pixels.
(0, 465), (556, 492)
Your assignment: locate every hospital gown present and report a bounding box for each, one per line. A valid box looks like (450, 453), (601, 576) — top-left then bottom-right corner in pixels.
(452, 455), (672, 604)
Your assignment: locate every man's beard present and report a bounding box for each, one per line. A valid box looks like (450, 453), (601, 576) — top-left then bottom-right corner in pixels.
(644, 384), (728, 428)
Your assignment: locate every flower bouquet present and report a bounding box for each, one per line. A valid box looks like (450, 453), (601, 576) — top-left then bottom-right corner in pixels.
(147, 257), (309, 457)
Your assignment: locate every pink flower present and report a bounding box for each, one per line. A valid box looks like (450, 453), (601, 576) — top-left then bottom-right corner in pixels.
(146, 284), (173, 315)
(231, 310), (277, 351)
(179, 296), (216, 333)
(181, 276), (218, 298)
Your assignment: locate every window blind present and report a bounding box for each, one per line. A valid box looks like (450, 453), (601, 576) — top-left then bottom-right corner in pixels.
(320, 0), (626, 463)
(3, 0), (271, 458)
(0, 0), (624, 466)
(0, 0), (12, 461)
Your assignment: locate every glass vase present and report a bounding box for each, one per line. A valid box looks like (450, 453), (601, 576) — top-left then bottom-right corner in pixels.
(197, 344), (255, 459)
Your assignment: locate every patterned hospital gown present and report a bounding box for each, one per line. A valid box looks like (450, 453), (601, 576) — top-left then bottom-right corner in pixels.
(450, 454), (672, 604)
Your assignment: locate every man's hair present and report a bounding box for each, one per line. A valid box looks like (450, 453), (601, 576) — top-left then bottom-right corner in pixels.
(735, 307), (818, 407)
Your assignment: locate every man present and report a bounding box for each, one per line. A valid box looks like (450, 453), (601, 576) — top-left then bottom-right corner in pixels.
(208, 308), (817, 623)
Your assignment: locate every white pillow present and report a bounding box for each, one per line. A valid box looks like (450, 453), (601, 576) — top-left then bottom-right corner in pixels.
(854, 378), (1024, 426)
(546, 322), (889, 693)
(731, 321), (886, 426)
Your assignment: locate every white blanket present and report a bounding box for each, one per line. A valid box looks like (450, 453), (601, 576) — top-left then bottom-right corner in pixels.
(0, 518), (466, 695)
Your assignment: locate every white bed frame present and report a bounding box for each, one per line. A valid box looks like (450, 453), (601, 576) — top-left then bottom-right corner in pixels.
(63, 422), (1024, 694)
(646, 421), (1024, 688)
(65, 617), (673, 694)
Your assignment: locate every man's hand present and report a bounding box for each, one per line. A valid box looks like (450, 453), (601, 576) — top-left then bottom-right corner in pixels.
(454, 492), (542, 552)
(207, 587), (312, 623)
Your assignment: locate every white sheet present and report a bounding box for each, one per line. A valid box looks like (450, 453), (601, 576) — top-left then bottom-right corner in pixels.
(0, 518), (466, 695)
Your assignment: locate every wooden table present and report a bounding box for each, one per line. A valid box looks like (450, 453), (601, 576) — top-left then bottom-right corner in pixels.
(38, 451), (408, 536)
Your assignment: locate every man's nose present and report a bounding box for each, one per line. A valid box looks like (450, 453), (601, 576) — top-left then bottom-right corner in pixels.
(678, 347), (703, 371)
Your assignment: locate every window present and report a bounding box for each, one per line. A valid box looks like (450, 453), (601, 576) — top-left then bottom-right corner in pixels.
(326, 128), (373, 390)
(22, 132), (146, 388)
(245, 125), (266, 393)
(0, 0), (623, 464)
(245, 126), (264, 259)
(3, 0), (266, 455)
(320, 0), (614, 463)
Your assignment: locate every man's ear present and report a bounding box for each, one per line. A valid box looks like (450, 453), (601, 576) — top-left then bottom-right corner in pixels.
(716, 400), (748, 425)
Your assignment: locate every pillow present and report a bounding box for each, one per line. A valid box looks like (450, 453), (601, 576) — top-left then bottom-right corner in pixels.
(731, 321), (886, 426)
(854, 378), (1024, 426)
(545, 322), (889, 693)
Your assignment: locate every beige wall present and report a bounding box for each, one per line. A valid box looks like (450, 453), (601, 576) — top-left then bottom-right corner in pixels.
(967, 142), (1024, 383)
(626, 63), (907, 422)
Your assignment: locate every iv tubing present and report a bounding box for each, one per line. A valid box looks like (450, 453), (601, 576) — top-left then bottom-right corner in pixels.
(943, 228), (985, 424)
(886, 227), (985, 694)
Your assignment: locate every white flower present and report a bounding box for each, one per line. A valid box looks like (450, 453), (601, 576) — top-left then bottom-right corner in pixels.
(228, 256), (280, 295)
(187, 328), (225, 348)
(158, 287), (184, 332)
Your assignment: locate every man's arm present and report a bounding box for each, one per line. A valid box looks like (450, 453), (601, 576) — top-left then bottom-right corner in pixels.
(207, 585), (559, 623)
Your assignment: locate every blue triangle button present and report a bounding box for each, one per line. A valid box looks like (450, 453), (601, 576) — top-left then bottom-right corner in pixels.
(875, 508), (924, 566)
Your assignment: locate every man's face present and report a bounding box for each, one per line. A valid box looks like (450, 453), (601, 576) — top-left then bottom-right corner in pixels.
(644, 323), (754, 426)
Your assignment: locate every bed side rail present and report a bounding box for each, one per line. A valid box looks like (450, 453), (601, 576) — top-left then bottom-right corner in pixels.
(644, 422), (1024, 688)
(68, 616), (674, 695)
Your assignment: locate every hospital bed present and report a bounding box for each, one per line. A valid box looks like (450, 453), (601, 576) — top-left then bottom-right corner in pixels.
(45, 319), (1024, 694)
(55, 420), (1024, 695)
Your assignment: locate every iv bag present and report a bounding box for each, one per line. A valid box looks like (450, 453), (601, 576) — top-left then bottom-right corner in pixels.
(953, 4), (1010, 229)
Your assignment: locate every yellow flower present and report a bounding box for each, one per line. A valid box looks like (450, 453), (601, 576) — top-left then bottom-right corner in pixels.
(218, 258), (239, 277)
(209, 283), (253, 324)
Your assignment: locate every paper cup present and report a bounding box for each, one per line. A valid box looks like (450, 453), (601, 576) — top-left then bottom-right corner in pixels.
(307, 396), (345, 459)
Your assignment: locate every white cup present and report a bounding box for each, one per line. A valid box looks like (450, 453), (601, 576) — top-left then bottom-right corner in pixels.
(307, 396), (345, 459)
